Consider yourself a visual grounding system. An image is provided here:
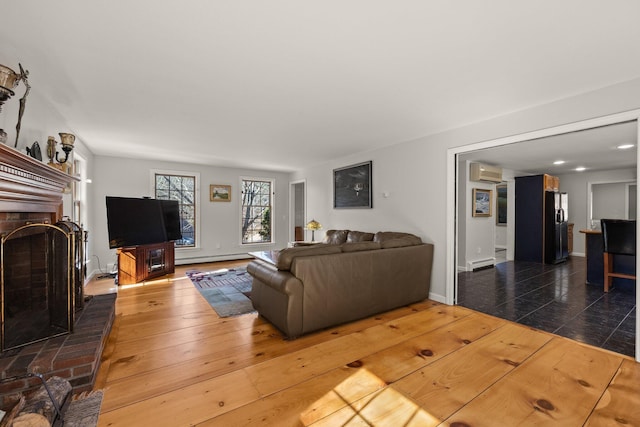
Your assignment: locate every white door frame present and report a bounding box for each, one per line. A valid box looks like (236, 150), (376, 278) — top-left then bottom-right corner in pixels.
(446, 109), (640, 362)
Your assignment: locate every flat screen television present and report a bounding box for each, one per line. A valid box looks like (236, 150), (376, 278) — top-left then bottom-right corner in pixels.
(105, 196), (182, 249)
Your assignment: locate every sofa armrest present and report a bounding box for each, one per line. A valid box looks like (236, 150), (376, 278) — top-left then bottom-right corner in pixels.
(248, 259), (302, 295)
(247, 259), (305, 338)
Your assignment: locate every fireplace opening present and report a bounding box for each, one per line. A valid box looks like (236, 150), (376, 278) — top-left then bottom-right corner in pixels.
(1, 221), (83, 351)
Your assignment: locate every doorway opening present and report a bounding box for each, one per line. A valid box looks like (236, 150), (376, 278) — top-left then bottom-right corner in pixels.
(447, 110), (640, 361)
(290, 180), (306, 243)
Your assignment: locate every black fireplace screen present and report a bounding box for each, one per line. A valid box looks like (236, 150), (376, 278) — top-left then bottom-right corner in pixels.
(1, 221), (83, 351)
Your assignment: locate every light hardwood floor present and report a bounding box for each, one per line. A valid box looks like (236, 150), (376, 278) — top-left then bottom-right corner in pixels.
(91, 260), (640, 426)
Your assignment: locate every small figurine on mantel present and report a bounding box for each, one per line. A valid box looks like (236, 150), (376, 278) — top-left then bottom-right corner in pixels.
(46, 135), (57, 166)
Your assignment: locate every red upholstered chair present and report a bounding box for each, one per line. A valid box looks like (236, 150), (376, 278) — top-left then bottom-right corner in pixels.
(601, 219), (636, 292)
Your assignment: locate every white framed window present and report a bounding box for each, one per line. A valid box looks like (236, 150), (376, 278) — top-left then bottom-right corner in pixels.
(241, 177), (274, 244)
(72, 153), (88, 227)
(152, 170), (200, 248)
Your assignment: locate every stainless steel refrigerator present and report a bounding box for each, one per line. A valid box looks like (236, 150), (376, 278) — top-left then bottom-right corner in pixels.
(544, 191), (569, 264)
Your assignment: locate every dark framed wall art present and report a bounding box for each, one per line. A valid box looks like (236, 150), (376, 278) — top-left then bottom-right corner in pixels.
(333, 161), (372, 209)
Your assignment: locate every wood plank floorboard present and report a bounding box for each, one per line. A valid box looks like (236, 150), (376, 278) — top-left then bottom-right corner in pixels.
(90, 260), (640, 427)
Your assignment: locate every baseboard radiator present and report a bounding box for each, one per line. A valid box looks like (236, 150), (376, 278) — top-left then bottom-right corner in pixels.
(467, 257), (496, 272)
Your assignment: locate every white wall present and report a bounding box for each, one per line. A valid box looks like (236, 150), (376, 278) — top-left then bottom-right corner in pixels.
(495, 224), (507, 248)
(292, 77), (640, 302)
(558, 167), (636, 255)
(462, 160), (496, 270)
(457, 164), (516, 271)
(91, 155), (291, 277)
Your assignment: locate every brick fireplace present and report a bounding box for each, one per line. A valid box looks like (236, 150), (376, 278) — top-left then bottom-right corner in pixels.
(0, 143), (115, 409)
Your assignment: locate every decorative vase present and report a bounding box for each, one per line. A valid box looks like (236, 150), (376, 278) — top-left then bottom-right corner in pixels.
(0, 65), (19, 115)
(0, 64), (20, 90)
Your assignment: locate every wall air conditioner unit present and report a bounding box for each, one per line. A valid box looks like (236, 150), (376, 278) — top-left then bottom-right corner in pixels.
(470, 162), (503, 183)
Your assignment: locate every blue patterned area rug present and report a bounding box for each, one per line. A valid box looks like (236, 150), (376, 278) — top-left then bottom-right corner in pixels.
(185, 267), (255, 317)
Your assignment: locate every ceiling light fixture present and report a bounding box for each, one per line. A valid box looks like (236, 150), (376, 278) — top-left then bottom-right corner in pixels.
(617, 144), (635, 150)
(575, 166), (586, 172)
(553, 160), (565, 165)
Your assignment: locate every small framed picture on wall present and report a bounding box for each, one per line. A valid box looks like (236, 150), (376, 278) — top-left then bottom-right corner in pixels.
(472, 188), (492, 217)
(210, 184), (231, 202)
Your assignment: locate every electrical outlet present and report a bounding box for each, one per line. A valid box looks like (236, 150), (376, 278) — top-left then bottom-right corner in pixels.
(477, 247), (481, 254)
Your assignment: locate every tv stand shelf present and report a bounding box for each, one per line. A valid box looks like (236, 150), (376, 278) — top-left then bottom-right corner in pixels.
(117, 241), (175, 285)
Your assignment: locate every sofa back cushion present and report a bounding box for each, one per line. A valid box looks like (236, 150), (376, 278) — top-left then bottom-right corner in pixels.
(276, 244), (342, 270)
(324, 229), (349, 245)
(374, 231), (422, 248)
(346, 231), (375, 243)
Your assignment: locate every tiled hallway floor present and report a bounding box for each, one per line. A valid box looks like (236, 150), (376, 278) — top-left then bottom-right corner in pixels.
(457, 256), (636, 357)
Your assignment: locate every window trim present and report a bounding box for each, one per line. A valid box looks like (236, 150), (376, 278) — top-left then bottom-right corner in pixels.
(239, 176), (275, 246)
(150, 169), (201, 250)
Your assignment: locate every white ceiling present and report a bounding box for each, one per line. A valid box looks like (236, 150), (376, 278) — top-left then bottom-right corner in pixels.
(2, 1), (640, 172)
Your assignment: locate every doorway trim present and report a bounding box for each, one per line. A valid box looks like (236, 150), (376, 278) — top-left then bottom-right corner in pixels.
(446, 109), (640, 362)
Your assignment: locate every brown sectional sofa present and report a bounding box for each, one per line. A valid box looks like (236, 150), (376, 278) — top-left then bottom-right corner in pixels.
(247, 230), (434, 339)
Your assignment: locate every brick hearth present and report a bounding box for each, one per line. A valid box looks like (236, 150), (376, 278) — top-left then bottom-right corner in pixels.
(0, 293), (116, 409)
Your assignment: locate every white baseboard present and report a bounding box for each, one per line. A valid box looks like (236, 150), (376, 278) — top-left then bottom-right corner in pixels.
(467, 257), (496, 271)
(428, 292), (446, 304)
(175, 253), (252, 266)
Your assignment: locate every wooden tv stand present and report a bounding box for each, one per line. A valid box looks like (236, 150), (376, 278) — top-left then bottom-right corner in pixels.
(116, 241), (175, 285)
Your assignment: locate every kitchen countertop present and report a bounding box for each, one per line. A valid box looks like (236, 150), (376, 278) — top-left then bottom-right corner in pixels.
(579, 229), (602, 234)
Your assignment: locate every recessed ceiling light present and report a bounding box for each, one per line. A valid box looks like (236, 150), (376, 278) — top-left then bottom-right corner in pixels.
(553, 160), (566, 165)
(617, 144), (635, 150)
(575, 166), (586, 172)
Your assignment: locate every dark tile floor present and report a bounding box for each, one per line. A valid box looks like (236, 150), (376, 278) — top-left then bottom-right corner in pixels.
(457, 256), (636, 357)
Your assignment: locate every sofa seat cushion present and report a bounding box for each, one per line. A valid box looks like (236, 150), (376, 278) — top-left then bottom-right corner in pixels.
(276, 244), (342, 271)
